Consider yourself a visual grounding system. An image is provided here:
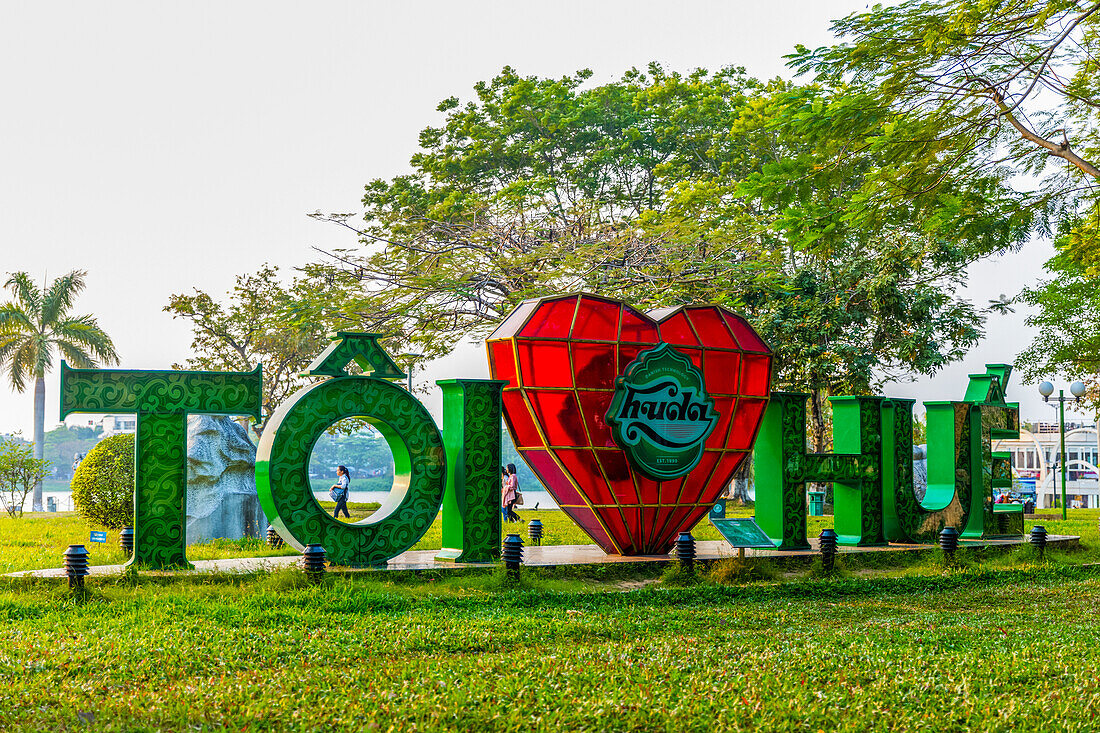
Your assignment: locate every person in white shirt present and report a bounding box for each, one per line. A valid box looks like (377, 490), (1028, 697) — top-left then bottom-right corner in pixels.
(330, 465), (351, 518)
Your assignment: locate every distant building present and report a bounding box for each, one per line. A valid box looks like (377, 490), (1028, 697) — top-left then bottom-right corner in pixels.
(994, 422), (1100, 509)
(65, 414), (135, 437)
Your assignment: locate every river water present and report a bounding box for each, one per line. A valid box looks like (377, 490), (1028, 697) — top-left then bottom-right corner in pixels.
(31, 488), (560, 513)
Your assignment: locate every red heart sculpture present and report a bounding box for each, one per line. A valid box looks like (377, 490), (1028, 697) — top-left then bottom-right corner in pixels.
(487, 293), (772, 555)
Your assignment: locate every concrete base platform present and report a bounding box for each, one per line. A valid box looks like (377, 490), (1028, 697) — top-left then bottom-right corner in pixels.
(6, 534), (1080, 579)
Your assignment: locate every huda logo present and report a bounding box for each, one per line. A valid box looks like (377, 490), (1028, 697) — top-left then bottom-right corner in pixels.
(607, 343), (719, 481)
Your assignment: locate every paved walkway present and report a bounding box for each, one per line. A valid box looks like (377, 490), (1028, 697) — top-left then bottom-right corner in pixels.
(7, 534), (1079, 578)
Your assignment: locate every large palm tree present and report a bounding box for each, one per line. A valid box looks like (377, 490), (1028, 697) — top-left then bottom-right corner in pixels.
(0, 271), (119, 510)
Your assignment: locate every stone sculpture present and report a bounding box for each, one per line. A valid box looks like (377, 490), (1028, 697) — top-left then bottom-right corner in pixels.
(913, 444), (928, 502)
(186, 415), (266, 543)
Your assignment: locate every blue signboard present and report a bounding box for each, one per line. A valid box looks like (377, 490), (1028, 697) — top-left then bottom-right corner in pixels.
(90, 531), (107, 543)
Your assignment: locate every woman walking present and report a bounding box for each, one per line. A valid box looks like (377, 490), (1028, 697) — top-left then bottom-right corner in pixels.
(330, 465), (351, 519)
(502, 463), (521, 523)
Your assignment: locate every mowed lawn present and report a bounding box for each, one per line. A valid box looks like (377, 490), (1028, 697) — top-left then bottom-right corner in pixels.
(2, 566), (1100, 731)
(2, 510), (1100, 730)
(0, 504), (843, 575)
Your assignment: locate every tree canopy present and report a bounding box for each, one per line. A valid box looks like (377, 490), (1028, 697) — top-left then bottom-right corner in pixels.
(1016, 224), (1100, 413)
(0, 270), (118, 510)
(789, 0), (1100, 248)
(304, 64), (1030, 445)
(164, 265), (330, 434)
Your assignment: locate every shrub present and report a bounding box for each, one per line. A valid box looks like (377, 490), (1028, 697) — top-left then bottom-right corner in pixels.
(71, 434), (134, 529)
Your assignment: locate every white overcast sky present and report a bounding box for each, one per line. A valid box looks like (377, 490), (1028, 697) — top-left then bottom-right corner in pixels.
(0, 1), (1086, 436)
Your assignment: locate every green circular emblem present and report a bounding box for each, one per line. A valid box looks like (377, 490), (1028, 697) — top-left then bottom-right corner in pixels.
(255, 376), (446, 567)
(606, 343), (719, 481)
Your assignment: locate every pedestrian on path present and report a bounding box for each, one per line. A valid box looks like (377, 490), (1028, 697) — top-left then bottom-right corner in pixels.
(503, 463), (521, 523)
(330, 465), (351, 519)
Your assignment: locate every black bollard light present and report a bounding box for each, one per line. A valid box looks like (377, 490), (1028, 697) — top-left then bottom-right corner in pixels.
(267, 526), (284, 548)
(1031, 525), (1048, 560)
(528, 519), (544, 546)
(63, 545), (90, 590)
(119, 527), (134, 556)
(818, 529), (838, 572)
(939, 526), (960, 563)
(502, 534), (524, 579)
(675, 532), (696, 570)
(302, 544), (327, 581)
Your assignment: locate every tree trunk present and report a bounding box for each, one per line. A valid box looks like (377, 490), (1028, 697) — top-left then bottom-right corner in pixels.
(730, 453), (753, 504)
(33, 375), (45, 511)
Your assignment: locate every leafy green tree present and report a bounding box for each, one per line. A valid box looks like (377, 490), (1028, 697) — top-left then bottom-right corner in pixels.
(43, 425), (102, 480)
(0, 271), (119, 511)
(0, 439), (51, 518)
(71, 434), (134, 529)
(165, 265), (330, 436)
(1015, 224), (1100, 415)
(306, 66), (1027, 450)
(788, 0), (1100, 253)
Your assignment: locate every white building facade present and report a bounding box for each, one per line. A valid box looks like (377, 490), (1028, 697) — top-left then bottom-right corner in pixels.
(64, 414), (136, 437)
(994, 422), (1100, 509)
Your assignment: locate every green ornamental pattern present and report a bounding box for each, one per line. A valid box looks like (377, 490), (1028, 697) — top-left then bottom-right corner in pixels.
(303, 332), (406, 379)
(59, 363), (263, 569)
(436, 379), (506, 562)
(256, 376), (446, 567)
(755, 364), (1022, 549)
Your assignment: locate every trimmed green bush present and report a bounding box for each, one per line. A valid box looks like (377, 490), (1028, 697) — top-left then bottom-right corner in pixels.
(71, 434), (134, 529)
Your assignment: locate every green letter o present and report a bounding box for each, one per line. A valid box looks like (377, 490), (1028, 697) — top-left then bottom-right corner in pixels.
(256, 376), (446, 567)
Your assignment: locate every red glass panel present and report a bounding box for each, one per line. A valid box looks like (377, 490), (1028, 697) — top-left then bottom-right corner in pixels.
(502, 391), (544, 448)
(520, 297), (578, 338)
(618, 507), (644, 552)
(672, 345), (704, 372)
(571, 297), (621, 341)
(648, 506), (677, 544)
(681, 451), (721, 506)
(523, 449), (585, 506)
(659, 476), (685, 505)
(709, 452), (747, 494)
(571, 343), (617, 390)
(620, 307), (658, 343)
(740, 354), (771, 398)
(706, 396), (735, 449)
(618, 343), (645, 373)
(635, 474), (661, 505)
(488, 340), (518, 387)
(657, 310), (699, 346)
(729, 398), (768, 450)
(564, 506), (621, 553)
(595, 449), (639, 503)
(516, 340), (573, 389)
(556, 449), (616, 506)
(684, 307), (737, 348)
(663, 505), (696, 542)
(527, 390), (589, 447)
(703, 351), (741, 396)
(577, 391), (616, 448)
(722, 310), (770, 353)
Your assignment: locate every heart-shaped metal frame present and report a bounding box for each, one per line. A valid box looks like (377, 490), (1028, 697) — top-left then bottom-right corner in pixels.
(487, 293), (772, 555)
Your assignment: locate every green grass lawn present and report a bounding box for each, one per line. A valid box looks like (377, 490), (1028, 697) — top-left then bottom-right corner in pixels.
(2, 509), (1100, 729)
(3, 562), (1100, 730)
(5, 506), (1098, 575)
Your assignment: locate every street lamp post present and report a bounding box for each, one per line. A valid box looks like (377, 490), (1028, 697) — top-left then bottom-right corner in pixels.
(1038, 380), (1086, 520)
